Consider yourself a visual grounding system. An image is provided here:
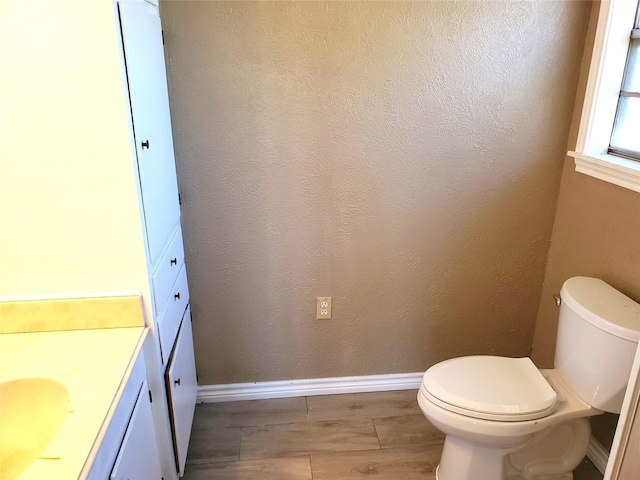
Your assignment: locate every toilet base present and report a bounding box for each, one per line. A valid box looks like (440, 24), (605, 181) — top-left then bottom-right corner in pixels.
(435, 435), (525, 480)
(434, 418), (591, 480)
(504, 418), (591, 480)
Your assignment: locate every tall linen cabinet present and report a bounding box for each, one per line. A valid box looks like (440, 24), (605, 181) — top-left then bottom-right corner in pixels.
(0, 1), (197, 478)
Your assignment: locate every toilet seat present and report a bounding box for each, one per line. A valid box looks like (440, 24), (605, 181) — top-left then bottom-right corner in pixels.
(422, 356), (558, 422)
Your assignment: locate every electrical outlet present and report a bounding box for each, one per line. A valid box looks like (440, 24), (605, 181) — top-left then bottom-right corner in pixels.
(317, 297), (331, 319)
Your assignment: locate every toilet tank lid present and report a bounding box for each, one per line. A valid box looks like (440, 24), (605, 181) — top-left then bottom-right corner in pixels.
(422, 356), (558, 418)
(561, 277), (640, 342)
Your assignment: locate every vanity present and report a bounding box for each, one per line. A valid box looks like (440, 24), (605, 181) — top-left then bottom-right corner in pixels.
(0, 297), (155, 479)
(1, 0), (197, 478)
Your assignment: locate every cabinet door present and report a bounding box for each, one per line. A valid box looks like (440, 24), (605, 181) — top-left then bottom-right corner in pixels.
(110, 381), (162, 480)
(118, 2), (181, 264)
(86, 351), (146, 480)
(165, 306), (197, 475)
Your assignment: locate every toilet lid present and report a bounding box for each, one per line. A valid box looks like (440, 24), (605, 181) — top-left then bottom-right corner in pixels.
(422, 356), (558, 421)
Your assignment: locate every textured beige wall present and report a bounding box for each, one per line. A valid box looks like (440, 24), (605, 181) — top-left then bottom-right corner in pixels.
(161, 1), (591, 385)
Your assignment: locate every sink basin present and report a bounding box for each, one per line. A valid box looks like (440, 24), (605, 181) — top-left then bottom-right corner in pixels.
(0, 378), (69, 480)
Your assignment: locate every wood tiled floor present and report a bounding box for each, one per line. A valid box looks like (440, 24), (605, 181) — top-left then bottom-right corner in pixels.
(181, 390), (603, 480)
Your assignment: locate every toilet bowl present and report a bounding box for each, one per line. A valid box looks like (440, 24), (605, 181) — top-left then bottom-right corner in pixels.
(418, 277), (640, 480)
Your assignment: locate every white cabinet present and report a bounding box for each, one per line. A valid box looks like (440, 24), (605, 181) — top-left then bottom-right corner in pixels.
(110, 381), (162, 480)
(117, 2), (197, 477)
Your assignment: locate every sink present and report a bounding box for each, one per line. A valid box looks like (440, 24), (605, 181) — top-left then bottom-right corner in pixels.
(0, 378), (69, 480)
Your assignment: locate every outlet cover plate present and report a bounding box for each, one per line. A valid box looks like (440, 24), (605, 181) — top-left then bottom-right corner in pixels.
(317, 297), (331, 319)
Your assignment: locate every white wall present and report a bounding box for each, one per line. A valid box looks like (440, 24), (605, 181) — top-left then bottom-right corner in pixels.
(0, 1), (148, 297)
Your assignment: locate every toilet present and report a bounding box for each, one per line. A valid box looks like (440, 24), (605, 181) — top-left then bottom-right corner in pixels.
(418, 277), (640, 480)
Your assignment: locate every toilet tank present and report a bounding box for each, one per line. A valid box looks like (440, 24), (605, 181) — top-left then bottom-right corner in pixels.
(554, 277), (640, 413)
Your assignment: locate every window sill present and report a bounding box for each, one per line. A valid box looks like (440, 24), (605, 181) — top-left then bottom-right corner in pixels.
(568, 151), (640, 193)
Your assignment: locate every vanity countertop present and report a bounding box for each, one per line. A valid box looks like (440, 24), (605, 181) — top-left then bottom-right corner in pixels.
(0, 326), (147, 480)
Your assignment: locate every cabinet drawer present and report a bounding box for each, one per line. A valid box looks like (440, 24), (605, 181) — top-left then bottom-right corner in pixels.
(157, 265), (189, 365)
(152, 227), (185, 314)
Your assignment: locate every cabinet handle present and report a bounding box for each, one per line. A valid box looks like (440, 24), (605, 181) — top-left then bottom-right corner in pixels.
(174, 292), (180, 300)
(170, 258), (177, 265)
(141, 140), (150, 149)
(174, 378), (181, 386)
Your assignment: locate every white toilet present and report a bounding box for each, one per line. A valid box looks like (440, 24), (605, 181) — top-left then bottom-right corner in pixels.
(418, 277), (640, 480)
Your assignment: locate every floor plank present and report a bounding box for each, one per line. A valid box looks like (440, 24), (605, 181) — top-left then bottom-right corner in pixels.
(311, 445), (442, 480)
(181, 456), (313, 480)
(192, 397), (308, 429)
(240, 419), (380, 460)
(374, 414), (445, 448)
(185, 427), (241, 465)
(307, 390), (421, 422)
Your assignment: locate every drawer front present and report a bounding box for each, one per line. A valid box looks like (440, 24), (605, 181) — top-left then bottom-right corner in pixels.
(152, 227), (185, 314)
(165, 306), (197, 476)
(157, 265), (189, 365)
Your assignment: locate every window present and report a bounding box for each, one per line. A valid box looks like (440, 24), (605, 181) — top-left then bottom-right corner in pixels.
(609, 2), (640, 160)
(569, 0), (640, 193)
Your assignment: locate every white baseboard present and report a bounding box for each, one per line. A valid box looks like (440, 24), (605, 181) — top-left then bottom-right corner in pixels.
(587, 436), (609, 474)
(197, 372), (424, 403)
